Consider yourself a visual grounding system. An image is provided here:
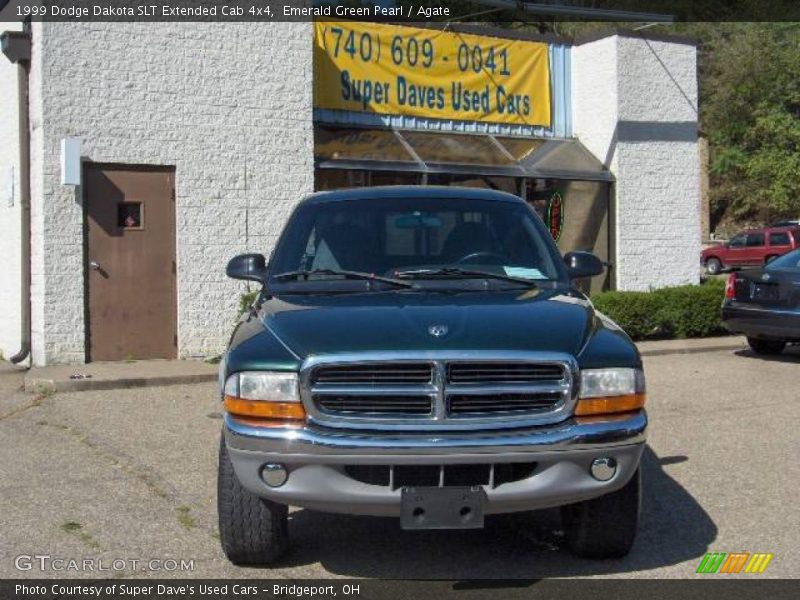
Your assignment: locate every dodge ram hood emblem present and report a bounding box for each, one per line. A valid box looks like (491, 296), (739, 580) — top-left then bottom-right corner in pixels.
(428, 324), (449, 338)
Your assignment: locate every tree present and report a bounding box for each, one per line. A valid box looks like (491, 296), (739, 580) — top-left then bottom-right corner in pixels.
(700, 23), (800, 225)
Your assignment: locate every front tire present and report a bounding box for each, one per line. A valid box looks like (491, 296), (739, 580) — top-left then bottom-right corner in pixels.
(747, 337), (786, 355)
(561, 468), (641, 559)
(705, 257), (722, 275)
(217, 435), (289, 565)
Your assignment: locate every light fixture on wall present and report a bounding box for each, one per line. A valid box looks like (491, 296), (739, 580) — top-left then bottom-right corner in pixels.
(60, 137), (81, 186)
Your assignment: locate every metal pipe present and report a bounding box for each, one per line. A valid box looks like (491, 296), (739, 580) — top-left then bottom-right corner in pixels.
(1, 29), (32, 364)
(9, 59), (30, 364)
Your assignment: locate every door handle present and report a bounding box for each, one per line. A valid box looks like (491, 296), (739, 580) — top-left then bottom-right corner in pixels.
(89, 261), (101, 271)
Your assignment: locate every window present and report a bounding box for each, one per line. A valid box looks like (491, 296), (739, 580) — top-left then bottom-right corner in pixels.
(728, 235), (746, 248)
(117, 202), (143, 229)
(769, 232), (790, 246)
(767, 248), (800, 270)
(315, 169), (421, 191)
(746, 233), (765, 247)
(270, 196), (564, 283)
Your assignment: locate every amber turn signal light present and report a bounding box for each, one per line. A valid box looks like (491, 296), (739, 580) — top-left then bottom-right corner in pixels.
(223, 395), (306, 422)
(574, 393), (646, 417)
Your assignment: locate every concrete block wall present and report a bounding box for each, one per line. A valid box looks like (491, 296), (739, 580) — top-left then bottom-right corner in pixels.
(571, 35), (618, 169)
(0, 22), (23, 363)
(28, 22), (314, 365)
(572, 34), (701, 291)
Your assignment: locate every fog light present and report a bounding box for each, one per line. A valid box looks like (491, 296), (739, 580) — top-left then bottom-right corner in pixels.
(261, 463), (288, 488)
(590, 458), (617, 481)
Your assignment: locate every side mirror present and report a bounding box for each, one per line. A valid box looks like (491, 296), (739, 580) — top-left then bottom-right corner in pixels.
(226, 253), (268, 283)
(564, 251), (605, 279)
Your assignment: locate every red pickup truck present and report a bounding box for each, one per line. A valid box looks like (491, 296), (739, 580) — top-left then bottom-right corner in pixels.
(701, 227), (800, 274)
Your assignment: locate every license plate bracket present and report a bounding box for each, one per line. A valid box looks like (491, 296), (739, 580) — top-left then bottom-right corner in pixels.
(400, 486), (487, 530)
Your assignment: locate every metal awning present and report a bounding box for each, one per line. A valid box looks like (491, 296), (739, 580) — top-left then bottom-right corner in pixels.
(315, 126), (613, 182)
(314, 127), (421, 173)
(513, 138), (614, 182)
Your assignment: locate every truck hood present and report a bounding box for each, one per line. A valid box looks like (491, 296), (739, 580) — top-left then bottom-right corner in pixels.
(259, 288), (596, 359)
(701, 243), (725, 257)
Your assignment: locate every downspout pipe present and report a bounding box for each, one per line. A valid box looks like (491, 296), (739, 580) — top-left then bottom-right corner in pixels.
(1, 29), (32, 364)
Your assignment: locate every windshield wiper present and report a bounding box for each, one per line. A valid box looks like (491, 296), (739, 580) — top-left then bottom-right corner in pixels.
(395, 267), (538, 287)
(273, 269), (414, 288)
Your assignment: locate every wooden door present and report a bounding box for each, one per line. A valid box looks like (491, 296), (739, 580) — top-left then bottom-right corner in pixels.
(84, 165), (176, 361)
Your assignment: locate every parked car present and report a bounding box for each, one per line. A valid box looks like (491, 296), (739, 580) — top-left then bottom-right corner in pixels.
(217, 187), (647, 564)
(701, 226), (800, 274)
(722, 247), (800, 355)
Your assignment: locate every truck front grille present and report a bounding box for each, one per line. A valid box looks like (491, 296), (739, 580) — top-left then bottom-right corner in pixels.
(448, 392), (563, 415)
(313, 363), (433, 385)
(343, 463), (537, 489)
(315, 394), (433, 415)
(448, 362), (565, 384)
(303, 354), (576, 431)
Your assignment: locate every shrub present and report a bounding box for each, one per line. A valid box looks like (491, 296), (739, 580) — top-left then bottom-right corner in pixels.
(238, 290), (259, 318)
(591, 279), (726, 341)
(590, 290), (663, 340)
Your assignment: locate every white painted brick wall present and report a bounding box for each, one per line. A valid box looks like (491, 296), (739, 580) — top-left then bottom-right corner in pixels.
(28, 22), (314, 365)
(572, 34), (701, 291)
(0, 22), (23, 363)
(571, 35), (618, 171)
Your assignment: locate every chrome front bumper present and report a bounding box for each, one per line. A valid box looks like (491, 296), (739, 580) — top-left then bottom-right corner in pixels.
(223, 410), (647, 517)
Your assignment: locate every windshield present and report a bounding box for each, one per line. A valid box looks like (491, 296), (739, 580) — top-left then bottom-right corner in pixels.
(766, 248), (800, 270)
(269, 196), (565, 287)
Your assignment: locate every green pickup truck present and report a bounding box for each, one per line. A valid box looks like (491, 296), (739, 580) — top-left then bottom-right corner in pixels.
(217, 186), (646, 565)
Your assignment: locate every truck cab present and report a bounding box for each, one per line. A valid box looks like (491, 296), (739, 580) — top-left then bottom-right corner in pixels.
(217, 186), (646, 564)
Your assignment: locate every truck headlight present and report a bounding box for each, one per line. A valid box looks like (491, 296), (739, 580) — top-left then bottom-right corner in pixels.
(575, 368), (646, 416)
(223, 372), (305, 423)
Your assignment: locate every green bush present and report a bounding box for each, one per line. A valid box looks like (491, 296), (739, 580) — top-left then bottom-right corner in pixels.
(591, 279), (727, 341)
(589, 291), (663, 340)
(238, 291), (259, 318)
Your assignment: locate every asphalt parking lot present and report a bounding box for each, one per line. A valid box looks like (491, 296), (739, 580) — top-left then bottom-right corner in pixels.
(0, 344), (797, 580)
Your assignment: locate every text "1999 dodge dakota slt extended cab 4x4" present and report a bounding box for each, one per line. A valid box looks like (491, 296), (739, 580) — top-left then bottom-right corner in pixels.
(217, 187), (647, 564)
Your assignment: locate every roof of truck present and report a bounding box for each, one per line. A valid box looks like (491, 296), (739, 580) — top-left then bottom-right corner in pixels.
(301, 185), (525, 205)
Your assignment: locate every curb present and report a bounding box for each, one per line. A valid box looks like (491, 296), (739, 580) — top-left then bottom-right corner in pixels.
(24, 372), (217, 394)
(639, 344), (744, 357)
(637, 339), (745, 358)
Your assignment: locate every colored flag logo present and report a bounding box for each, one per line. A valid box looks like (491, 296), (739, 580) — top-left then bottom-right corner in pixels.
(696, 552), (773, 574)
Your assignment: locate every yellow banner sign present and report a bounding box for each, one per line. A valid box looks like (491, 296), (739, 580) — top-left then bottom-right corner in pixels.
(314, 21), (551, 127)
